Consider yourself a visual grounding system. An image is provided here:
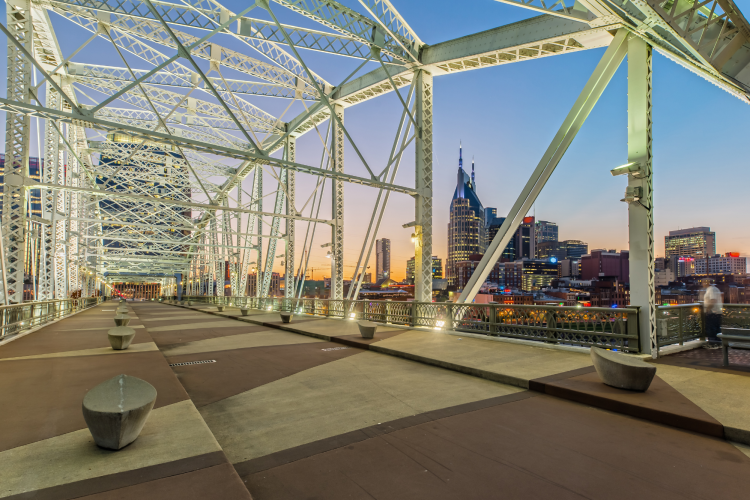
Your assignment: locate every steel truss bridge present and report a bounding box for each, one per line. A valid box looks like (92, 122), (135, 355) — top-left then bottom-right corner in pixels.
(2, 0), (749, 354)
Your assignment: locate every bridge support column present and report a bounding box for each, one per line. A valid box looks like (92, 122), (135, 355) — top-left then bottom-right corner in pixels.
(285, 137), (296, 300)
(627, 36), (656, 356)
(414, 70), (433, 304)
(331, 104), (344, 300)
(2, 0), (33, 304)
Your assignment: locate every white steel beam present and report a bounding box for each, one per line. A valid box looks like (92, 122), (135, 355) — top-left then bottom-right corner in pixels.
(457, 28), (629, 303)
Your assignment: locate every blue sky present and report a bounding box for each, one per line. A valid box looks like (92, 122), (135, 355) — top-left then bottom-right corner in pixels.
(2, 0), (750, 280)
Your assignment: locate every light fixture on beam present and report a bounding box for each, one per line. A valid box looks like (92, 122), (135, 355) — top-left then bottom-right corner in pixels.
(610, 162), (644, 178)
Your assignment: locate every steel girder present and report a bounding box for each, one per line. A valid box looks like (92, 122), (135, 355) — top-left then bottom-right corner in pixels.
(4, 0), (750, 306)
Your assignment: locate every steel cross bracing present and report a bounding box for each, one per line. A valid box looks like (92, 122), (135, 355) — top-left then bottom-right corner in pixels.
(2, 0), (749, 315)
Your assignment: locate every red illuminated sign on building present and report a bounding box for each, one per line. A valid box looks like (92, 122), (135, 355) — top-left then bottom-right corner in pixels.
(729, 252), (740, 258)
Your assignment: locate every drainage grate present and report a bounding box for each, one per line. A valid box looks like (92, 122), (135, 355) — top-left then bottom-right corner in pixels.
(321, 347), (349, 352)
(169, 359), (216, 367)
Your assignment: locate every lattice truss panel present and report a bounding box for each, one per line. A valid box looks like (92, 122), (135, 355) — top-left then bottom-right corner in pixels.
(1, 0), (749, 304)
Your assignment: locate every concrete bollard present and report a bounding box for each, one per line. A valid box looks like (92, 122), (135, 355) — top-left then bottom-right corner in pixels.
(82, 374), (156, 450)
(217, 305), (225, 312)
(114, 314), (130, 327)
(280, 311), (292, 323)
(240, 308), (250, 316)
(357, 320), (377, 339)
(590, 347), (656, 392)
(108, 326), (136, 350)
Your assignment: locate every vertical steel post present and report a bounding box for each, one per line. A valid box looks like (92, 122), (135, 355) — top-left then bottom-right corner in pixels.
(285, 136), (296, 299)
(627, 36), (656, 356)
(3, 0), (33, 303)
(331, 104), (344, 300)
(414, 70), (433, 304)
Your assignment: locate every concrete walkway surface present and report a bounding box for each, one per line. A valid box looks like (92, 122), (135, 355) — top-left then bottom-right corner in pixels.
(2, 299), (750, 499)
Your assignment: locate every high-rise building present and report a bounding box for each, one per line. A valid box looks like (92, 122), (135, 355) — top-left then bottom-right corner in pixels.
(432, 257), (443, 279)
(408, 255), (443, 284)
(665, 227), (716, 260)
(406, 256), (415, 284)
(535, 220), (558, 244)
(376, 238), (391, 280)
(485, 215), (516, 261)
(447, 144), (485, 286)
(695, 253), (747, 275)
(515, 216), (536, 260)
(537, 239), (589, 260)
(580, 249), (630, 282)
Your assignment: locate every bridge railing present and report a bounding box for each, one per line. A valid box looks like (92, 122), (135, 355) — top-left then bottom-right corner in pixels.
(181, 296), (641, 352)
(655, 303), (750, 353)
(0, 297), (104, 341)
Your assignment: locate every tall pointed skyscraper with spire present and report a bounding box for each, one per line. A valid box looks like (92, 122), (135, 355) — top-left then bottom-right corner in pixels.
(447, 143), (486, 287)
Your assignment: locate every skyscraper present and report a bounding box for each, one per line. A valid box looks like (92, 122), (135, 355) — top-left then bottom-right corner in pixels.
(516, 216), (536, 260)
(665, 227), (716, 260)
(535, 220), (558, 245)
(447, 144), (485, 286)
(376, 238), (391, 280)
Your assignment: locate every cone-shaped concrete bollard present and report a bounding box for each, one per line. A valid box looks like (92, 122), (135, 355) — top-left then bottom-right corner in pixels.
(280, 311), (292, 323)
(114, 314), (131, 327)
(82, 374), (156, 450)
(357, 320), (377, 339)
(590, 347), (656, 392)
(217, 305), (225, 312)
(240, 308), (250, 316)
(108, 326), (136, 350)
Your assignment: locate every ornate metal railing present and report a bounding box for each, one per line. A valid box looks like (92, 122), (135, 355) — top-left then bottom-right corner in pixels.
(0, 297), (104, 340)
(655, 303), (750, 353)
(180, 296), (641, 352)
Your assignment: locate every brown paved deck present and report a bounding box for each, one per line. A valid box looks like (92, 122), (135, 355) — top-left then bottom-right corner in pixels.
(3, 299), (750, 499)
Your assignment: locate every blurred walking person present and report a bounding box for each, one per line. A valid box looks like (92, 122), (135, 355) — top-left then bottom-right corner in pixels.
(703, 284), (723, 346)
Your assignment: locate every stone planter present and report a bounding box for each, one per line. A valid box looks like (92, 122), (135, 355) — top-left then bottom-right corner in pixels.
(217, 305), (225, 312)
(590, 347), (656, 392)
(240, 308), (250, 316)
(82, 374), (157, 450)
(113, 314), (130, 327)
(280, 311), (292, 323)
(187, 301), (193, 306)
(108, 326), (136, 350)
(357, 320), (377, 339)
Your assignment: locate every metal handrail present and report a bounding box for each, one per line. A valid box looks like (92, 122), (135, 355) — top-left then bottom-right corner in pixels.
(0, 297), (104, 340)
(180, 296), (641, 352)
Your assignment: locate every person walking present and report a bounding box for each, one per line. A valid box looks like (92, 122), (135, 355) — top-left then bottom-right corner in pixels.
(703, 284), (723, 346)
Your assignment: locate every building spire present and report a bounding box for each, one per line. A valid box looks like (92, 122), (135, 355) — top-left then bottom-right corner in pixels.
(456, 142), (464, 198)
(471, 156), (475, 185)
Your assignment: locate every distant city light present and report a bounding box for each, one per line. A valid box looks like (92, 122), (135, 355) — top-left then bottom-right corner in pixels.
(550, 257), (557, 264)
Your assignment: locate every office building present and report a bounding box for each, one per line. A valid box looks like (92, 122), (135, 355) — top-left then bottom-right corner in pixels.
(432, 256), (443, 279)
(538, 240), (589, 260)
(376, 238), (391, 280)
(447, 144), (485, 286)
(580, 249), (630, 282)
(535, 220), (558, 244)
(515, 216), (536, 260)
(409, 255), (444, 284)
(655, 268), (675, 287)
(485, 215), (516, 261)
(406, 257), (415, 284)
(665, 227), (716, 260)
(521, 259), (559, 291)
(695, 253), (747, 275)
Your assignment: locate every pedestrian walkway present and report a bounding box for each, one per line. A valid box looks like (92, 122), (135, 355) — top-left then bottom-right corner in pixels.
(3, 299), (750, 499)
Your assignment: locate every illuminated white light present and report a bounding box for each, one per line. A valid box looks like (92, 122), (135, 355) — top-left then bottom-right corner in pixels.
(267, 306), (272, 311)
(349, 313), (356, 320)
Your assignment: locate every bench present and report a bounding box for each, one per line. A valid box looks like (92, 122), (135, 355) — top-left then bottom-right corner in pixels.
(717, 328), (750, 367)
